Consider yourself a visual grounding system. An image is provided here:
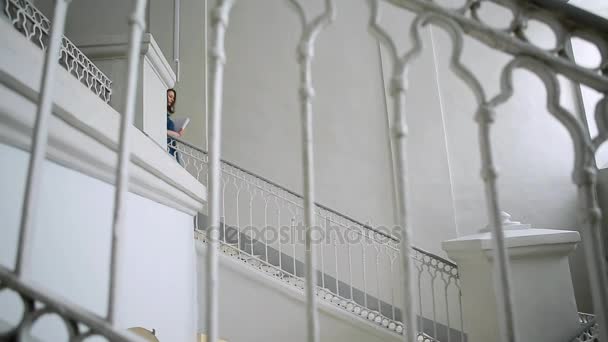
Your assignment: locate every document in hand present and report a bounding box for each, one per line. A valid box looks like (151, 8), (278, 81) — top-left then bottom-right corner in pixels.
(173, 117), (190, 131)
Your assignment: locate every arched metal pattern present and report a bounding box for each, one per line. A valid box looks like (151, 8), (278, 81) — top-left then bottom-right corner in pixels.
(489, 56), (608, 341)
(286, 1), (335, 341)
(369, 0), (608, 341)
(369, 2), (504, 340)
(2, 0), (607, 341)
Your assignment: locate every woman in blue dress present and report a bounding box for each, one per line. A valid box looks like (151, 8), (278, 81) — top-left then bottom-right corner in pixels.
(166, 88), (184, 161)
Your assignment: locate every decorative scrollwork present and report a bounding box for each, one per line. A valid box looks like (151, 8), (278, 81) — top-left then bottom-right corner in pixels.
(384, 0), (608, 91)
(0, 265), (137, 341)
(489, 56), (593, 185)
(3, 0), (113, 103)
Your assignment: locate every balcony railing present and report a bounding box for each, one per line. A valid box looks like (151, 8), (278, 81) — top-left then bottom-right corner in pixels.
(2, 0), (112, 103)
(169, 137), (464, 341)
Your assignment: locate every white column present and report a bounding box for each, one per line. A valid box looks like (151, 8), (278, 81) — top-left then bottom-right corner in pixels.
(442, 212), (581, 342)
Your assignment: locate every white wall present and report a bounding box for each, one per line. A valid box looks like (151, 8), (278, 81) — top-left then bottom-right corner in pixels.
(200, 0), (592, 310)
(0, 143), (197, 342)
(196, 243), (401, 342)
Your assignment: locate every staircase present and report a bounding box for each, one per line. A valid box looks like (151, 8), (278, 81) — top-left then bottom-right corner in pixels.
(172, 137), (464, 341)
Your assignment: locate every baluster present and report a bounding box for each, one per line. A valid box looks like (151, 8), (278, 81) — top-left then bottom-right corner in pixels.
(416, 259), (424, 333)
(390, 250), (397, 321)
(458, 282), (464, 342)
(292, 216), (297, 277)
(221, 174), (227, 242)
(333, 223), (340, 298)
(264, 193), (269, 262)
(320, 215), (326, 289)
(287, 1), (335, 340)
(235, 177), (243, 251)
(374, 243), (381, 316)
(361, 232), (368, 309)
(428, 263), (438, 338)
(276, 196), (283, 270)
(206, 1), (235, 341)
(367, 3), (420, 339)
(15, 0), (72, 277)
(442, 273), (452, 342)
(347, 230), (354, 303)
(105, 0), (149, 324)
(248, 185), (255, 257)
(476, 103), (517, 342)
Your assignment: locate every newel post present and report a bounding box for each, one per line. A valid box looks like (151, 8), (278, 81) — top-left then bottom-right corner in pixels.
(443, 212), (581, 342)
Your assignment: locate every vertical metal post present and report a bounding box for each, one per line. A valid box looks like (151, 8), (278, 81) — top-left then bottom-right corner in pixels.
(107, 0), (149, 323)
(476, 105), (517, 342)
(173, 0), (181, 82)
(579, 176), (608, 341)
(288, 2), (334, 340)
(15, 0), (72, 277)
(299, 47), (320, 342)
(207, 1), (234, 341)
(390, 75), (418, 342)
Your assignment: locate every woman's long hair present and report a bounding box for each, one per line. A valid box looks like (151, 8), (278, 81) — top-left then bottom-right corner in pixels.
(167, 88), (177, 114)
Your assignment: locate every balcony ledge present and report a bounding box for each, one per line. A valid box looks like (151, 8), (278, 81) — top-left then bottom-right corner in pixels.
(0, 18), (205, 216)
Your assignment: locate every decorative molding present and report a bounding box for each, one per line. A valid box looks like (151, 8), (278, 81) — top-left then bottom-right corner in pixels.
(0, 20), (205, 216)
(78, 34), (176, 88)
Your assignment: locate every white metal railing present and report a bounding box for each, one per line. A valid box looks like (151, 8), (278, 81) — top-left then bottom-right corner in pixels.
(0, 0), (145, 340)
(1, 0), (607, 341)
(202, 1), (608, 342)
(170, 137), (462, 341)
(2, 0), (113, 103)
(570, 313), (599, 342)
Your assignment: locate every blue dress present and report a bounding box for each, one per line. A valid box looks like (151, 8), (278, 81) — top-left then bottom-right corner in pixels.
(167, 112), (177, 157)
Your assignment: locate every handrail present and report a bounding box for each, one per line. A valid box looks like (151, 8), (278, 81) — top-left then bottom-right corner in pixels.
(170, 136), (459, 268)
(387, 0), (608, 92)
(528, 0), (608, 34)
(170, 136), (400, 242)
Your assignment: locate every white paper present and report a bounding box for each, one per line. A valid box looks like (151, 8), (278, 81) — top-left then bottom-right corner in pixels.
(173, 117), (190, 131)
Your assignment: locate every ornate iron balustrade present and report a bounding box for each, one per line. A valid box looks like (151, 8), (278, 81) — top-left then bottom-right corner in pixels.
(170, 137), (463, 341)
(366, 0), (608, 341)
(2, 0), (113, 103)
(200, 0), (608, 341)
(0, 265), (138, 342)
(571, 312), (599, 342)
(0, 0), (606, 340)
